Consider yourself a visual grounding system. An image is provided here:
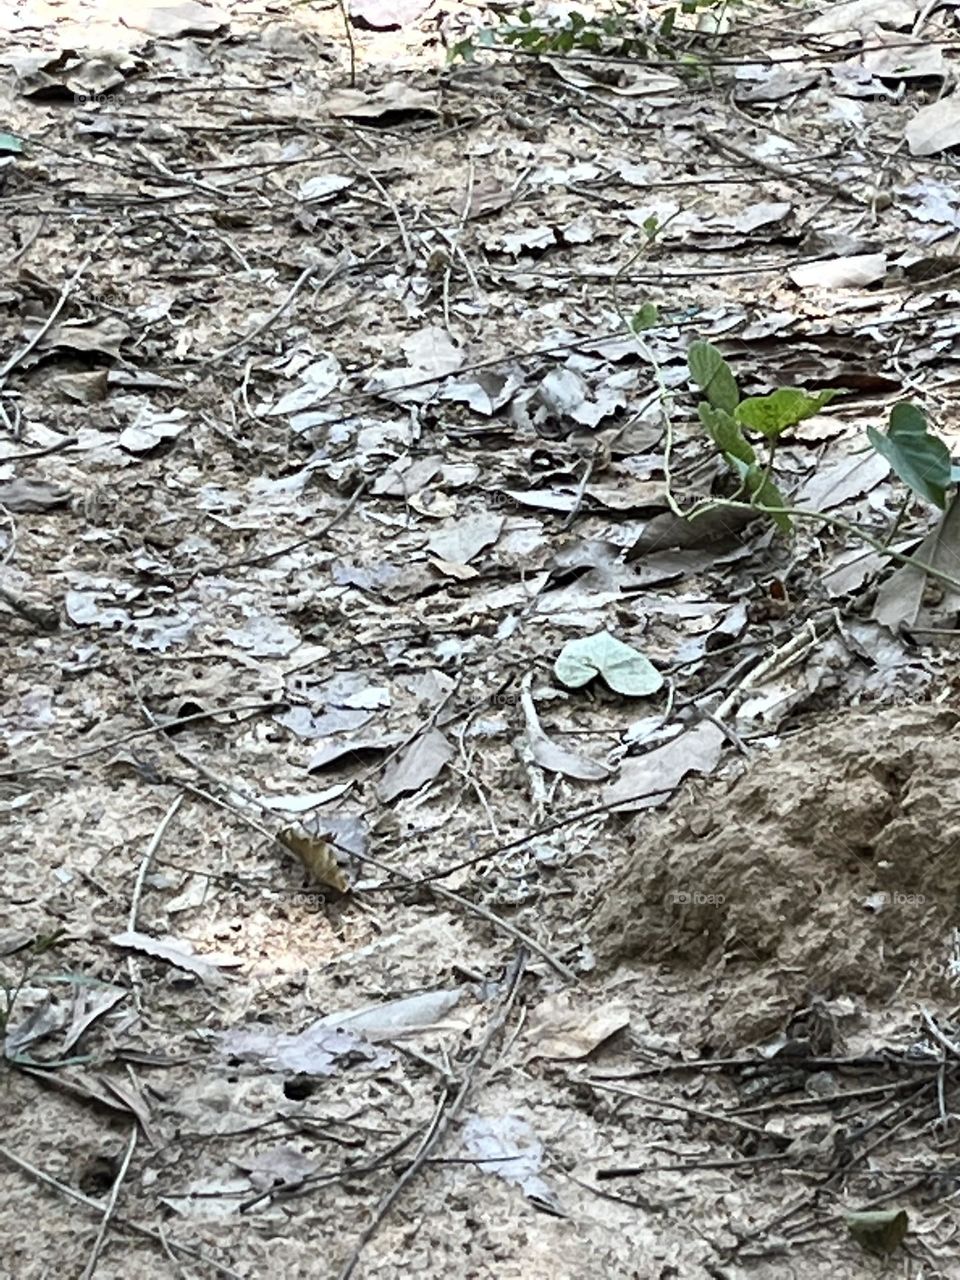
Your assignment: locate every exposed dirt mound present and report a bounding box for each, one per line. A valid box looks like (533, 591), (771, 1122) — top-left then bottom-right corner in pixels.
(595, 706), (960, 1007)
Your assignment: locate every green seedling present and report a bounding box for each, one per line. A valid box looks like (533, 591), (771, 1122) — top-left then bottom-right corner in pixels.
(687, 340), (837, 531)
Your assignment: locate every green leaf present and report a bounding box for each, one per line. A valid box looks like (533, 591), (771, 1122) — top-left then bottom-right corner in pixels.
(867, 402), (951, 510)
(699, 404), (755, 465)
(630, 302), (659, 332)
(728, 457), (791, 532)
(554, 632), (663, 697)
(736, 387), (838, 438)
(688, 340), (739, 414)
(846, 1209), (908, 1257)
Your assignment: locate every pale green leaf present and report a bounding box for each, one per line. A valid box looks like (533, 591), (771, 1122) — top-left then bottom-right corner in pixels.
(736, 387), (838, 437)
(555, 632), (663, 697)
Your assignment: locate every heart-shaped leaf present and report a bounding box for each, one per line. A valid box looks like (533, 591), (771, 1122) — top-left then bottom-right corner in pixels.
(728, 456), (792, 532)
(698, 404), (755, 465)
(867, 402), (950, 509)
(846, 1208), (908, 1257)
(736, 387), (838, 437)
(555, 632), (663, 697)
(688, 341), (739, 415)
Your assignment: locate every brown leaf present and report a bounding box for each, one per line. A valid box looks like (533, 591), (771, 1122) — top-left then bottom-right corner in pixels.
(602, 721), (726, 811)
(377, 728), (453, 802)
(278, 828), (350, 894)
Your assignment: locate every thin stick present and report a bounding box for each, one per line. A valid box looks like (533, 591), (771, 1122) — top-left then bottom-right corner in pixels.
(189, 478), (368, 578)
(128, 794), (184, 931)
(0, 257), (92, 383)
(0, 698), (284, 782)
(80, 1125), (138, 1280)
(334, 0), (357, 87)
(126, 688), (576, 982)
(206, 259), (339, 367)
(688, 497), (960, 594)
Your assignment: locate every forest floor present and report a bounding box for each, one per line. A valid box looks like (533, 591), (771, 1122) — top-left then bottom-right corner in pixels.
(4, 0), (960, 1276)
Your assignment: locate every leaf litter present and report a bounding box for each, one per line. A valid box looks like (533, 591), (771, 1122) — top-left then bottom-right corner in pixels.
(4, 0), (960, 1276)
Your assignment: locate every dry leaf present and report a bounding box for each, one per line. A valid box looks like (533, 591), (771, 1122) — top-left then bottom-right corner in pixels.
(377, 728), (453, 802)
(278, 827), (350, 894)
(789, 254), (888, 289)
(602, 721), (726, 811)
(109, 930), (236, 987)
(525, 995), (630, 1060)
(0, 479), (70, 513)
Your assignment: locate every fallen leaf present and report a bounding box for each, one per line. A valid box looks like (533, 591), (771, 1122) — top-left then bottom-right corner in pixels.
(124, 1), (228, 38)
(846, 1208), (909, 1256)
(905, 95), (960, 156)
(376, 728), (453, 802)
(278, 828), (350, 894)
(805, 0), (917, 38)
(427, 512), (503, 564)
(873, 494), (960, 628)
(795, 450), (889, 510)
(460, 1113), (562, 1213)
(316, 988), (466, 1041)
(602, 720), (726, 811)
(0, 479), (70, 512)
(555, 632), (663, 697)
(789, 254), (888, 289)
(325, 81), (437, 120)
(525, 995), (630, 1060)
(520, 680), (610, 781)
(109, 931), (238, 987)
(220, 1019), (391, 1074)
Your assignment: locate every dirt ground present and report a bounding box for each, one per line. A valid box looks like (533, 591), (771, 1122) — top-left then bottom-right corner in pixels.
(4, 0), (960, 1277)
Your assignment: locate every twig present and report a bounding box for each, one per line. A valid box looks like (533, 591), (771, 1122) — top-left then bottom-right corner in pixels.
(333, 0), (357, 87)
(559, 449), (598, 530)
(205, 258), (342, 367)
(582, 1077), (784, 1146)
(689, 496), (960, 595)
(4, 215), (46, 268)
(694, 125), (888, 209)
(323, 136), (413, 261)
(80, 1125), (138, 1280)
(0, 257), (92, 384)
(128, 794), (184, 931)
(0, 580), (59, 631)
(336, 951), (527, 1280)
(126, 684), (576, 982)
(0, 435), (77, 462)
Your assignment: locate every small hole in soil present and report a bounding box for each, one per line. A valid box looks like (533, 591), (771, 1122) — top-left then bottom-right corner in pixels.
(78, 1154), (119, 1195)
(283, 1075), (315, 1100)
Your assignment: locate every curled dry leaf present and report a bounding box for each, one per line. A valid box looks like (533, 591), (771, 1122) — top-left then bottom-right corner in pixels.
(278, 827), (350, 894)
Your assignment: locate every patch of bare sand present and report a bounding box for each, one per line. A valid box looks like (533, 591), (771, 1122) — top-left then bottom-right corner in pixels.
(595, 706), (960, 1043)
